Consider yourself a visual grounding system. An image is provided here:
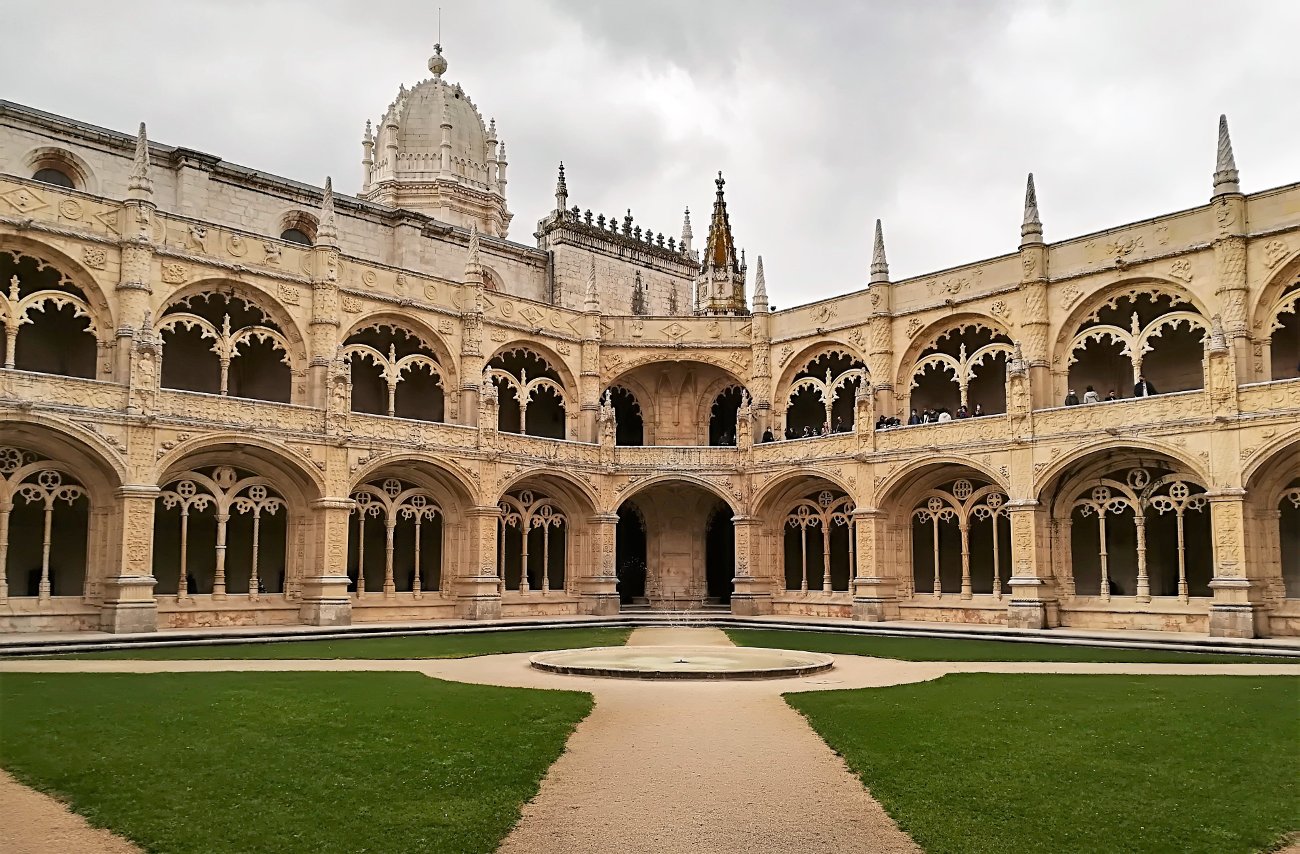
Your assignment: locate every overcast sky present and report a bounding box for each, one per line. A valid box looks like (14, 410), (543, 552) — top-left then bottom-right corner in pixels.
(4, 1), (1297, 307)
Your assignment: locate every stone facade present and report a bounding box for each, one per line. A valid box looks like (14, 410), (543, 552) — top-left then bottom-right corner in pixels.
(0, 54), (1297, 638)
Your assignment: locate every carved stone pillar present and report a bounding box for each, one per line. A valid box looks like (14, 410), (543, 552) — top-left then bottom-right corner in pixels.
(1206, 489), (1269, 638)
(580, 313), (601, 443)
(867, 314), (894, 418)
(1211, 192), (1252, 378)
(852, 508), (899, 621)
(100, 484), (159, 633)
(307, 245), (342, 409)
(1004, 500), (1058, 629)
(731, 515), (771, 615)
(299, 498), (353, 626)
(115, 228), (154, 384)
(577, 513), (620, 616)
(456, 504), (502, 620)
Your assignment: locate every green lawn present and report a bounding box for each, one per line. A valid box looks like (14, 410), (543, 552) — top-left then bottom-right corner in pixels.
(726, 628), (1300, 663)
(787, 674), (1300, 854)
(0, 672), (592, 854)
(45, 627), (630, 660)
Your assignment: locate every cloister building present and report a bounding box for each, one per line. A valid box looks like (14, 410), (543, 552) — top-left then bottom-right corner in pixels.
(0, 47), (1297, 638)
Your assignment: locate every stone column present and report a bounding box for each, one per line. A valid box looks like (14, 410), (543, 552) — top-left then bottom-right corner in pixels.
(99, 484), (159, 633)
(456, 504), (503, 620)
(299, 498), (353, 626)
(852, 508), (899, 621)
(1206, 489), (1269, 638)
(577, 513), (620, 615)
(731, 514), (771, 615)
(1004, 499), (1058, 629)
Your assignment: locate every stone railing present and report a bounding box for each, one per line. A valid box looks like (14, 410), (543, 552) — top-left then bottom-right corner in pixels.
(0, 370), (129, 412)
(613, 445), (740, 469)
(154, 388), (324, 434)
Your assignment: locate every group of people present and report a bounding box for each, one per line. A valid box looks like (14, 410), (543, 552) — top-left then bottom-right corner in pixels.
(1064, 376), (1158, 406)
(904, 404), (985, 425)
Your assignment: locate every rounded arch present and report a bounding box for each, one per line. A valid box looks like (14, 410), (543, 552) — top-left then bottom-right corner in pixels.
(348, 452), (478, 508)
(274, 209), (319, 245)
(493, 467), (599, 515)
(159, 278), (308, 356)
(612, 473), (741, 517)
(895, 312), (1013, 392)
(752, 469), (858, 519)
(0, 412), (125, 500)
(1033, 438), (1211, 502)
(1051, 276), (1211, 364)
(1242, 430), (1300, 496)
(1250, 249), (1300, 336)
(18, 146), (99, 195)
(486, 341), (578, 398)
(342, 311), (456, 375)
(0, 238), (116, 342)
(479, 264), (504, 293)
(155, 433), (325, 506)
(774, 339), (869, 404)
(876, 455), (1010, 513)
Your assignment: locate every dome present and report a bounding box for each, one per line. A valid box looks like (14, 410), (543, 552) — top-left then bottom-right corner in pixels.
(391, 77), (492, 190)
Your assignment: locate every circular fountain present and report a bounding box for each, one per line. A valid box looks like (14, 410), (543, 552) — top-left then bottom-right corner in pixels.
(528, 646), (834, 680)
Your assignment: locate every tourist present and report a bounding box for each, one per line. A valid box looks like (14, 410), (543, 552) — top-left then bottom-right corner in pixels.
(973, 403), (985, 417)
(761, 428), (774, 443)
(1105, 389), (1117, 402)
(955, 405), (970, 419)
(937, 408), (952, 423)
(907, 408), (921, 425)
(1065, 388), (1080, 406)
(1133, 375), (1157, 397)
(875, 415), (888, 430)
(1083, 386), (1100, 403)
(802, 425), (813, 438)
(784, 425), (795, 440)
(833, 416), (845, 433)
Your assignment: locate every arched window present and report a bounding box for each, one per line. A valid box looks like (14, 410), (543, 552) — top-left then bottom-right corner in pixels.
(153, 466), (287, 598)
(0, 250), (99, 378)
(32, 167), (75, 189)
(603, 386), (643, 446)
(487, 348), (567, 439)
(1067, 466), (1212, 601)
(910, 324), (1012, 417)
(1067, 291), (1207, 400)
(342, 323), (445, 421)
(0, 447), (89, 600)
(277, 211), (318, 247)
(708, 385), (746, 446)
(280, 228), (313, 246)
(158, 292), (294, 402)
(349, 479), (443, 597)
(1280, 478), (1300, 598)
(497, 490), (567, 593)
(1264, 275), (1299, 381)
(911, 479), (1010, 599)
(785, 351), (867, 436)
(784, 490), (856, 592)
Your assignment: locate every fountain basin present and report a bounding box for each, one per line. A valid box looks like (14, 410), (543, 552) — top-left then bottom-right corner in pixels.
(528, 645), (834, 680)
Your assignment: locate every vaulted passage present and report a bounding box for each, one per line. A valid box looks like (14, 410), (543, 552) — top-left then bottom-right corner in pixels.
(616, 481), (735, 609)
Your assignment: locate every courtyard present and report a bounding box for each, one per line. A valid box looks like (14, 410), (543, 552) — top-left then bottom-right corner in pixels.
(1, 625), (1296, 853)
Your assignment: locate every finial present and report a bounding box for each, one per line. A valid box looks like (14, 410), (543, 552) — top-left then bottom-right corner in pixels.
(1020, 172), (1043, 245)
(428, 43), (448, 78)
(466, 223), (480, 272)
(584, 257), (600, 313)
(870, 219), (889, 284)
(555, 161), (568, 213)
(317, 177), (338, 246)
(363, 119), (374, 144)
(1212, 114), (1240, 198)
(127, 122), (153, 201)
(715, 171), (725, 194)
(753, 255), (769, 312)
(488, 117), (497, 137)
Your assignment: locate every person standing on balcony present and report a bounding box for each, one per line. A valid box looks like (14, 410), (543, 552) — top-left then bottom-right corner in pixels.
(1065, 388), (1080, 406)
(1134, 375), (1157, 397)
(1083, 386), (1100, 403)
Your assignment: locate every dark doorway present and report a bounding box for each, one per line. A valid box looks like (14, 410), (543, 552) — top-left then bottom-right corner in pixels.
(616, 503), (647, 604)
(704, 504), (734, 603)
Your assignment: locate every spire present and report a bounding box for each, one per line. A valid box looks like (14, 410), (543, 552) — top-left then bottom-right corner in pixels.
(703, 172), (740, 273)
(680, 207), (694, 252)
(753, 255), (769, 312)
(870, 219), (889, 284)
(584, 256), (600, 313)
(438, 100), (454, 180)
(555, 162), (568, 213)
(317, 177), (338, 247)
(1212, 114), (1240, 198)
(1020, 173), (1043, 246)
(465, 222), (480, 275)
(127, 122), (153, 201)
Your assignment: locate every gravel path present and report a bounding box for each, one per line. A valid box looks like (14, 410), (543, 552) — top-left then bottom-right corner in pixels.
(2, 630), (1297, 854)
(0, 770), (141, 854)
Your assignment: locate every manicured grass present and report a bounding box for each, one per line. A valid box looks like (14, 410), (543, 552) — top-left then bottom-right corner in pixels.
(47, 627), (631, 660)
(726, 628), (1300, 663)
(0, 672), (592, 854)
(787, 674), (1300, 854)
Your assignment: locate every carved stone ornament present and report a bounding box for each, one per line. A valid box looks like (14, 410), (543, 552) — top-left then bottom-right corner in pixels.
(1169, 259), (1193, 282)
(990, 300), (1010, 320)
(1060, 284), (1082, 308)
(1021, 254), (1037, 275)
(161, 262), (187, 284)
(906, 317), (923, 338)
(262, 241), (281, 264)
(279, 284), (301, 306)
(59, 199), (84, 220)
(225, 234), (248, 257)
(81, 247), (107, 269)
(1262, 239), (1289, 269)
(341, 295), (363, 313)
